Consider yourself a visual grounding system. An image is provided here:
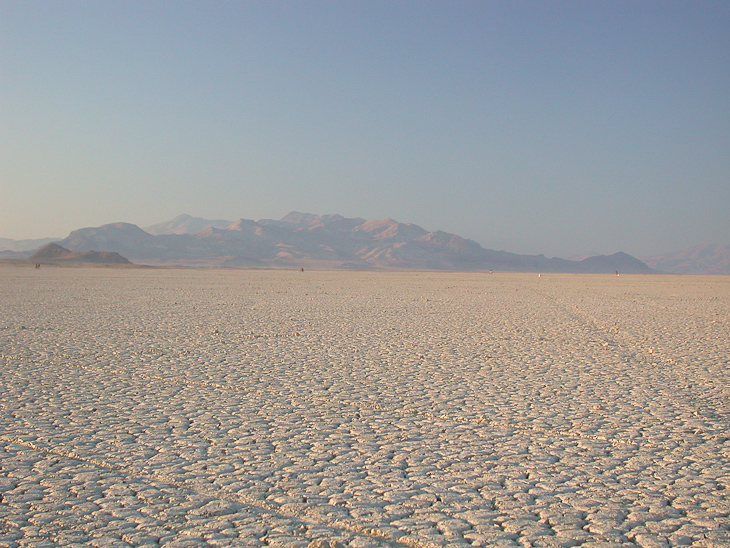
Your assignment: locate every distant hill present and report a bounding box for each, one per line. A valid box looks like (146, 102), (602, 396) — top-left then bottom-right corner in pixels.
(28, 243), (132, 265)
(46, 212), (657, 273)
(0, 236), (60, 255)
(643, 244), (730, 275)
(578, 252), (653, 274)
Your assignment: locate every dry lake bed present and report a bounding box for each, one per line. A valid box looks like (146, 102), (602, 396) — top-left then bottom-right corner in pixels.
(1, 267), (728, 548)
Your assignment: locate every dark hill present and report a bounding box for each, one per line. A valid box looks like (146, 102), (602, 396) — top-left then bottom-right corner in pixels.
(29, 243), (132, 264)
(578, 252), (655, 274)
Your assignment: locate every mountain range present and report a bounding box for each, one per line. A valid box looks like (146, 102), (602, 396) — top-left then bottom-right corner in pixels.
(0, 213), (654, 273)
(643, 243), (730, 275)
(0, 213), (726, 273)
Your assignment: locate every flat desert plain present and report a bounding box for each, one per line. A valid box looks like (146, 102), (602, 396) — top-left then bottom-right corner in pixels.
(1, 268), (728, 548)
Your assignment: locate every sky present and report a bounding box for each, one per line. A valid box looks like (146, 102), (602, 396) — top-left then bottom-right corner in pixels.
(1, 1), (728, 258)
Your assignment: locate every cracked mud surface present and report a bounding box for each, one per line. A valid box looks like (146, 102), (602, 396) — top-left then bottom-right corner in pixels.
(1, 268), (729, 547)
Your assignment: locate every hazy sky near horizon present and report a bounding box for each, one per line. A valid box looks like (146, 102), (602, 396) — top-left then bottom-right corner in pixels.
(2, 1), (728, 257)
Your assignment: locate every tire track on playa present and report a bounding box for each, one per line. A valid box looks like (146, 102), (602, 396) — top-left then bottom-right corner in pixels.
(0, 433), (437, 548)
(517, 283), (668, 359)
(515, 283), (730, 424)
(518, 282), (722, 372)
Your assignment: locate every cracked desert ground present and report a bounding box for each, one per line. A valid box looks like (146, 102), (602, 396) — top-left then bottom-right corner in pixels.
(1, 267), (728, 548)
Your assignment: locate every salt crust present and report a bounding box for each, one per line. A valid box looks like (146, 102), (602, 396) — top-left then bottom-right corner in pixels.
(0, 268), (728, 547)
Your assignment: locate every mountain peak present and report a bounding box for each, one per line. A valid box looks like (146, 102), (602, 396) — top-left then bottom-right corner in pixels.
(144, 214), (230, 235)
(29, 243), (72, 259)
(280, 212), (320, 225)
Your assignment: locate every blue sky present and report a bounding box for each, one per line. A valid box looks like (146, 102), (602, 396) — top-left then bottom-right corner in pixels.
(2, 1), (728, 257)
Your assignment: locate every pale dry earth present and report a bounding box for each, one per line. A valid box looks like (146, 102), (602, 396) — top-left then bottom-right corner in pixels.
(1, 268), (728, 548)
